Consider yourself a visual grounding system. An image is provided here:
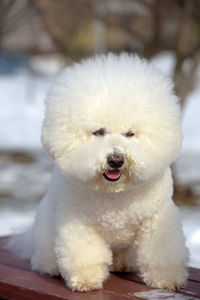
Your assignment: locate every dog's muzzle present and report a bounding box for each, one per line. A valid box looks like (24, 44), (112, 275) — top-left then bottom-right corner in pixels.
(103, 153), (124, 182)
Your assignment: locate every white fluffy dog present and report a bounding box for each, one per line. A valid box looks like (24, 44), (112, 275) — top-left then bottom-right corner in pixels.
(11, 53), (189, 292)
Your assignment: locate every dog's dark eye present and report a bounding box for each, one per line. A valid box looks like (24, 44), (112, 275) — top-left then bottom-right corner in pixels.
(92, 128), (105, 136)
(124, 131), (135, 138)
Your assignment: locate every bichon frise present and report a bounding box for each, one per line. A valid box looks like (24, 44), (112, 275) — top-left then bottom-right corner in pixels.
(11, 53), (189, 292)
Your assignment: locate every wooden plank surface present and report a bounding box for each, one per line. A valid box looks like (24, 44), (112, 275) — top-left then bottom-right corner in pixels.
(0, 236), (199, 299)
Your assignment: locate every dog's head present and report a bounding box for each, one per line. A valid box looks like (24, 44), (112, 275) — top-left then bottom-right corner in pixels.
(42, 53), (182, 192)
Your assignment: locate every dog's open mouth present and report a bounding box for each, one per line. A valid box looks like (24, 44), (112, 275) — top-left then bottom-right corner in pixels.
(103, 169), (121, 182)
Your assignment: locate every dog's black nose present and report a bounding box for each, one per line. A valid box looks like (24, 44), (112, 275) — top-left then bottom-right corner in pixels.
(107, 153), (124, 169)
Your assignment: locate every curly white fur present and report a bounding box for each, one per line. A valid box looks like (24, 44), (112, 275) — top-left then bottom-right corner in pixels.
(9, 53), (189, 292)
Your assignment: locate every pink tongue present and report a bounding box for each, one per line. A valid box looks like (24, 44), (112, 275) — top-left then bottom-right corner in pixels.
(105, 170), (121, 180)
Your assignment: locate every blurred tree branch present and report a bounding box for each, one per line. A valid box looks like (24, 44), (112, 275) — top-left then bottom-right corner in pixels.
(0, 0), (30, 47)
(33, 0), (93, 59)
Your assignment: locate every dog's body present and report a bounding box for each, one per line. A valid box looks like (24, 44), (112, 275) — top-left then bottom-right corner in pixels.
(11, 53), (188, 291)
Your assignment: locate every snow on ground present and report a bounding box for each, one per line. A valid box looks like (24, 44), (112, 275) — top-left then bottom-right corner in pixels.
(151, 51), (200, 154)
(0, 53), (200, 268)
(182, 88), (200, 153)
(0, 209), (35, 236)
(0, 70), (50, 150)
(181, 206), (200, 268)
(0, 54), (65, 150)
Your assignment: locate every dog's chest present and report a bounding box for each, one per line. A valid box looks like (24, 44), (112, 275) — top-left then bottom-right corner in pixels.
(90, 204), (137, 246)
(91, 198), (141, 229)
(94, 222), (135, 247)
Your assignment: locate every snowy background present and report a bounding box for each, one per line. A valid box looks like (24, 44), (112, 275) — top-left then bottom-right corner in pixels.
(0, 52), (200, 268)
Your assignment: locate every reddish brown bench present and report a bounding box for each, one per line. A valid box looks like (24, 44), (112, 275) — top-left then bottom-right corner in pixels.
(0, 236), (199, 299)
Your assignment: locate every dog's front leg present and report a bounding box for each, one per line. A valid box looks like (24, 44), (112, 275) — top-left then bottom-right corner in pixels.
(133, 201), (189, 290)
(55, 220), (112, 292)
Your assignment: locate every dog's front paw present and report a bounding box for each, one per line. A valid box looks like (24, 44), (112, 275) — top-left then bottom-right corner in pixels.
(66, 264), (109, 292)
(142, 266), (188, 291)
